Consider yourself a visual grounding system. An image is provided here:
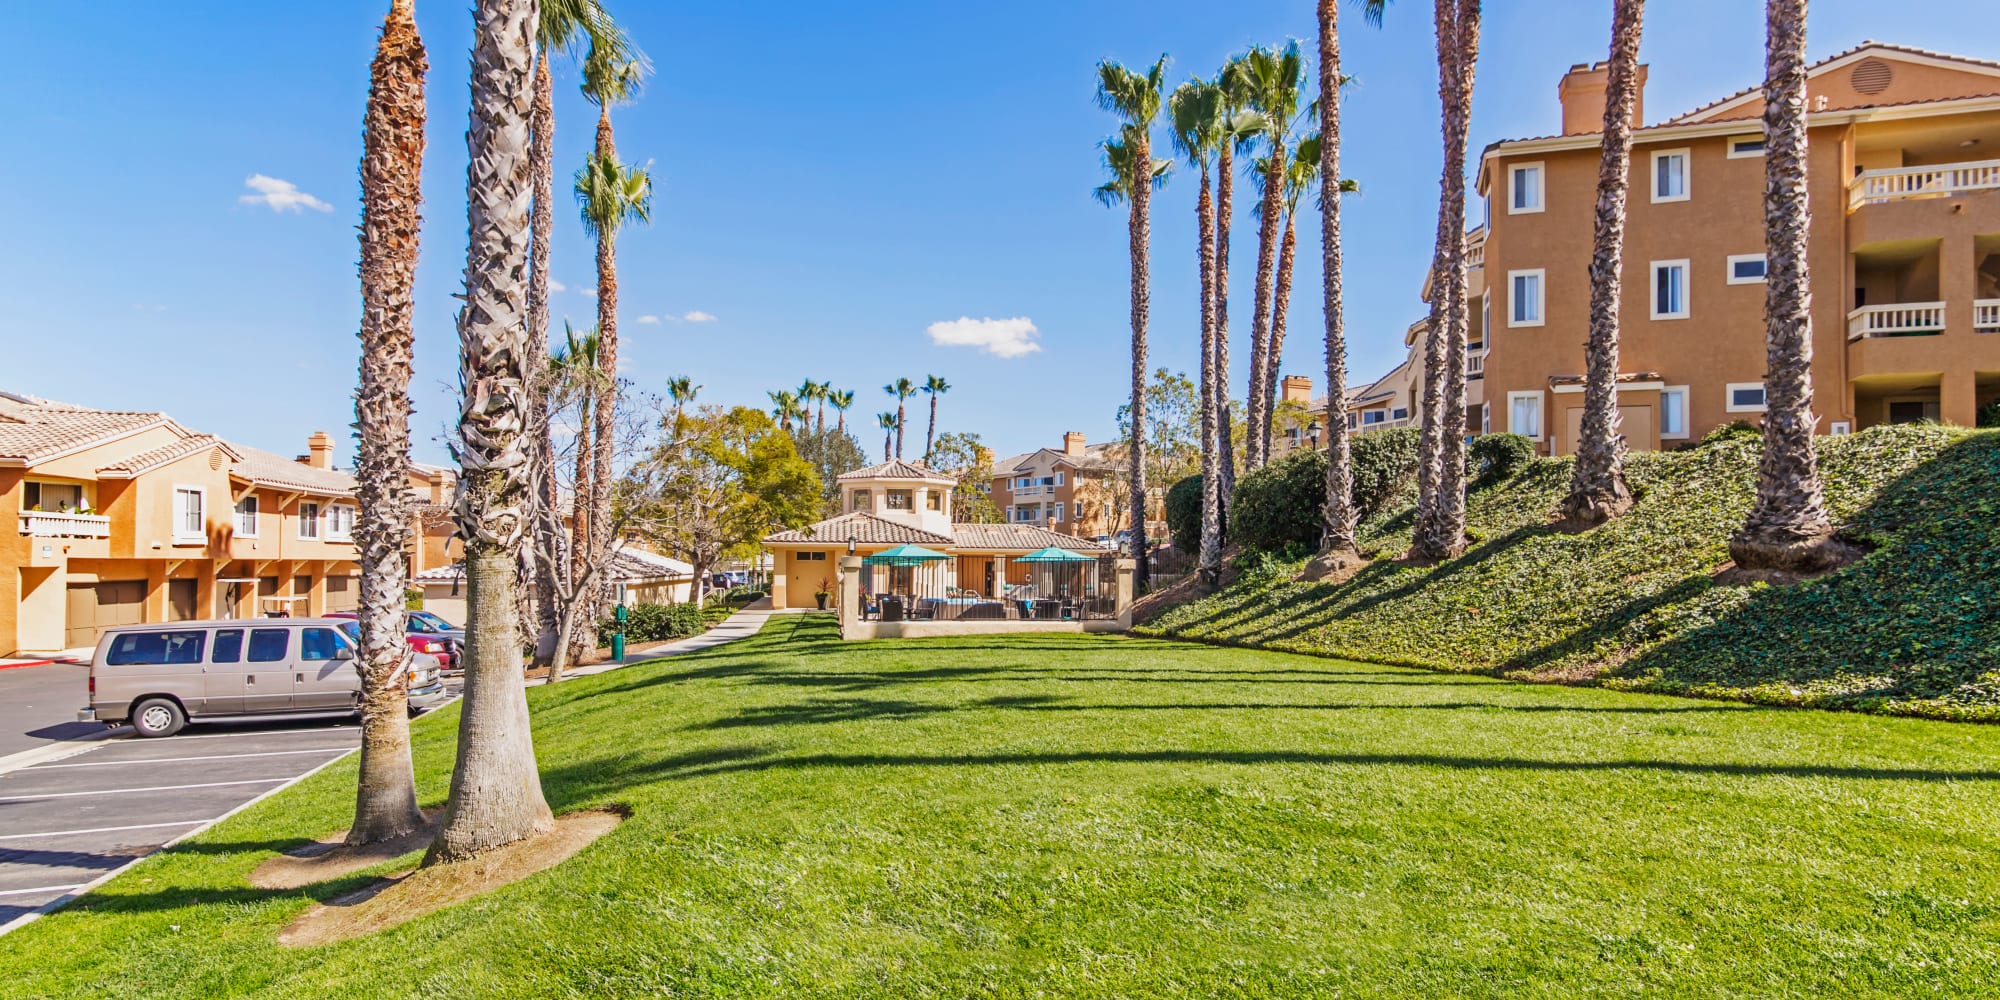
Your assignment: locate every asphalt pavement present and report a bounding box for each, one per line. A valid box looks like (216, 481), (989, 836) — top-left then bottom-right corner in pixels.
(0, 663), (105, 756)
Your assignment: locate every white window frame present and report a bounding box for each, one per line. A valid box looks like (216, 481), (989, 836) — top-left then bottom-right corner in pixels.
(1727, 135), (1766, 159)
(326, 504), (356, 541)
(1506, 391), (1544, 441)
(297, 500), (322, 540)
(1507, 162), (1545, 214)
(1481, 402), (1492, 435)
(1659, 385), (1691, 440)
(1480, 290), (1491, 341)
(1726, 253), (1768, 285)
(1053, 502), (1065, 522)
(172, 486), (207, 544)
(1508, 269), (1545, 328)
(1054, 471), (1065, 487)
(1361, 409), (1388, 426)
(1651, 148), (1691, 203)
(1651, 259), (1691, 320)
(1725, 382), (1768, 414)
(234, 495), (259, 538)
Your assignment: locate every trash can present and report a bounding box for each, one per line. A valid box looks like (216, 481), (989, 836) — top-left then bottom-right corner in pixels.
(611, 603), (628, 661)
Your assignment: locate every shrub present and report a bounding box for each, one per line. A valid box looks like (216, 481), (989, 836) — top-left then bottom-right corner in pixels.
(723, 585), (767, 605)
(1977, 400), (2000, 429)
(1467, 433), (1535, 490)
(1165, 475), (1204, 554)
(404, 588), (424, 611)
(1703, 420), (1761, 445)
(603, 602), (709, 644)
(1230, 448), (1328, 552)
(1351, 427), (1422, 514)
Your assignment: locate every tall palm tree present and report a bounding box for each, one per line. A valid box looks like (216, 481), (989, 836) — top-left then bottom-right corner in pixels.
(1238, 42), (1306, 471)
(429, 0), (553, 865)
(1097, 55), (1169, 593)
(1170, 77), (1226, 590)
(883, 377), (917, 458)
(876, 411), (898, 463)
(803, 380), (831, 433)
(831, 388), (855, 434)
(768, 389), (804, 433)
(1410, 0), (1483, 563)
(1256, 136), (1355, 463)
(1562, 0), (1645, 525)
(921, 375), (950, 464)
(549, 323), (608, 629)
(1731, 0), (1840, 573)
(665, 374), (699, 414)
(1212, 59), (1263, 500)
(348, 0), (428, 848)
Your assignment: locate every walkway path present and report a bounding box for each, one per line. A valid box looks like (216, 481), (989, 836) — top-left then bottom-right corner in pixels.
(557, 598), (795, 681)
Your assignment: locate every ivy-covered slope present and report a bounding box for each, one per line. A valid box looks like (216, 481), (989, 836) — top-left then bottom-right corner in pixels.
(1137, 424), (2000, 721)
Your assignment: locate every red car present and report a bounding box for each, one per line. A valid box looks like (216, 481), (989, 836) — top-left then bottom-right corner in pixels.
(324, 612), (460, 672)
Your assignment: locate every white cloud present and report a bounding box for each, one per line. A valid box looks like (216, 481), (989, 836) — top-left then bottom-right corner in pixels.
(926, 316), (1041, 358)
(580, 287), (597, 298)
(549, 278), (568, 293)
(636, 314), (661, 325)
(682, 310), (717, 323)
(238, 173), (332, 213)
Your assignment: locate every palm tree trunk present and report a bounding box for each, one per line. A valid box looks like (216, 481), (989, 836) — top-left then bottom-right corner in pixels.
(1196, 160), (1223, 589)
(429, 0), (553, 866)
(526, 41), (561, 665)
(349, 0), (428, 848)
(584, 105), (620, 656)
(895, 401), (906, 459)
(1562, 0), (1644, 525)
(1214, 142), (1238, 505)
(925, 395), (938, 465)
(1731, 0), (1839, 572)
(1127, 130), (1153, 593)
(884, 426), (892, 463)
(1317, 0), (1360, 560)
(1262, 215), (1298, 461)
(1245, 147), (1286, 470)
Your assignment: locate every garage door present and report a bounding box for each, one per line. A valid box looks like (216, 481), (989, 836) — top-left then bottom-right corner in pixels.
(66, 581), (146, 648)
(325, 574), (359, 612)
(169, 579), (199, 621)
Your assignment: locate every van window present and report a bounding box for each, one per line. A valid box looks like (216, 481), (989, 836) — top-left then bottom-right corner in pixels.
(105, 630), (207, 666)
(300, 628), (342, 661)
(248, 628), (290, 663)
(213, 629), (244, 663)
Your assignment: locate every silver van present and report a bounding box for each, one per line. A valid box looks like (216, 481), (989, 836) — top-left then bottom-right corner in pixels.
(78, 618), (449, 737)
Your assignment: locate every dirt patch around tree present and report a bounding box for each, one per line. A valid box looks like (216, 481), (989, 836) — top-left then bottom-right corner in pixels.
(276, 806), (628, 948)
(250, 811), (441, 890)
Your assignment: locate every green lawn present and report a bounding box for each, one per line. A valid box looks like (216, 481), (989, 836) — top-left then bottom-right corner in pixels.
(8, 617), (2000, 997)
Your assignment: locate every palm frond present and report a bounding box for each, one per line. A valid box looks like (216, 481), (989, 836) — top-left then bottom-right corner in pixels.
(573, 152), (655, 237)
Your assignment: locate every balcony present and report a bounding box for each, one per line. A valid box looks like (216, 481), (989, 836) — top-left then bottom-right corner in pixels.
(1010, 485), (1055, 499)
(1979, 299), (2000, 334)
(1848, 159), (2000, 211)
(1848, 302), (1947, 341)
(18, 511), (111, 538)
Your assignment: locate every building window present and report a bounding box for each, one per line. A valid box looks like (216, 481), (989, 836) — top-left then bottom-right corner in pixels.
(1651, 148), (1690, 203)
(1015, 477), (1032, 489)
(1015, 507), (1038, 523)
(326, 504), (355, 541)
(1508, 163), (1544, 214)
(1481, 402), (1492, 435)
(1053, 502), (1065, 522)
(1727, 253), (1767, 284)
(1054, 472), (1065, 487)
(1651, 260), (1690, 319)
(1480, 293), (1491, 342)
(850, 490), (871, 512)
(1660, 386), (1690, 439)
(885, 490), (913, 510)
(173, 487), (205, 543)
(1361, 409), (1387, 426)
(1726, 382), (1768, 413)
(1508, 269), (1545, 327)
(1507, 391), (1543, 440)
(235, 496), (259, 537)
(298, 501), (321, 539)
(23, 481), (86, 512)
(925, 490), (942, 511)
(1727, 135), (1766, 158)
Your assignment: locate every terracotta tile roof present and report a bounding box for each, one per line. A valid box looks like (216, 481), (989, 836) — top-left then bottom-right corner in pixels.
(764, 511), (955, 547)
(947, 524), (1105, 552)
(1548, 371), (1663, 387)
(416, 544), (692, 584)
(0, 394), (171, 464)
(836, 458), (954, 482)
(1668, 41), (2000, 125)
(94, 435), (240, 477)
(228, 443), (358, 496)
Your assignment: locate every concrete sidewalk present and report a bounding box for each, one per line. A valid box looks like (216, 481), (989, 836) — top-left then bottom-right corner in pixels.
(550, 598), (799, 681)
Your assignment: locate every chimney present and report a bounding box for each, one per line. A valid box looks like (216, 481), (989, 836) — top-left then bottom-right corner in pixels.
(1558, 60), (1647, 136)
(304, 431), (335, 470)
(1063, 431), (1087, 457)
(1280, 375), (1313, 404)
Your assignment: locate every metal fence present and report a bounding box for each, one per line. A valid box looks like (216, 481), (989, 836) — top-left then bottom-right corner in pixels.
(856, 556), (1119, 623)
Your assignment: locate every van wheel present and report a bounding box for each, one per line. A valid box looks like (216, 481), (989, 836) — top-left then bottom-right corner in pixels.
(131, 698), (186, 738)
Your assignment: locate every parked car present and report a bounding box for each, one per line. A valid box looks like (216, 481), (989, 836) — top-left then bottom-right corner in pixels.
(323, 611), (462, 673)
(78, 618), (449, 738)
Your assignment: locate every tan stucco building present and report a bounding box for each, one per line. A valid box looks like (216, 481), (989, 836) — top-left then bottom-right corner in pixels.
(990, 433), (1166, 541)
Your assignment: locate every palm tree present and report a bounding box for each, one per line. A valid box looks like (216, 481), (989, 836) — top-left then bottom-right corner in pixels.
(802, 380), (831, 433)
(1562, 0), (1645, 525)
(1212, 59), (1264, 501)
(1409, 0), (1483, 563)
(831, 389), (855, 434)
(347, 0), (428, 848)
(1170, 77), (1225, 590)
(921, 375), (950, 464)
(876, 411), (898, 463)
(1238, 42), (1306, 471)
(883, 377), (917, 458)
(429, 0), (553, 865)
(549, 322), (608, 661)
(1731, 0), (1841, 573)
(665, 374), (699, 414)
(768, 389), (804, 433)
(1097, 55), (1169, 593)
(1256, 136), (1355, 463)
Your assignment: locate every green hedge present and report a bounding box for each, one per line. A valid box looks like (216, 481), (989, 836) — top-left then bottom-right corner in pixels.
(602, 602), (709, 644)
(1164, 475), (1204, 553)
(1351, 427), (1422, 514)
(1229, 428), (1431, 552)
(1467, 433), (1534, 490)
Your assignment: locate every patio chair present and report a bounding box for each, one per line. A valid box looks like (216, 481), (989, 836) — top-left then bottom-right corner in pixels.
(880, 597), (905, 623)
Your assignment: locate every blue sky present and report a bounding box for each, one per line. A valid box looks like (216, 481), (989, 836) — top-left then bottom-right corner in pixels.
(3, 1), (1991, 467)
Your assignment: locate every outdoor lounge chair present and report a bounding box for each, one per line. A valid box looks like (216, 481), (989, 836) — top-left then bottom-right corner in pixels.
(880, 597), (905, 623)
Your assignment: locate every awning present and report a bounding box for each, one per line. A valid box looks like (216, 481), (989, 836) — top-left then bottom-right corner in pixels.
(862, 544), (949, 566)
(1014, 546), (1097, 563)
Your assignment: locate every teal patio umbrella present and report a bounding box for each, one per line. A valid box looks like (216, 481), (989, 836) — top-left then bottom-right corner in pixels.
(1014, 546), (1096, 563)
(862, 544), (949, 566)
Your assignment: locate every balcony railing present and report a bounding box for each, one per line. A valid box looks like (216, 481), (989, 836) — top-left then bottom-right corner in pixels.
(1848, 158), (2000, 210)
(1977, 299), (2000, 334)
(18, 511), (111, 538)
(1467, 350), (1487, 377)
(1010, 484), (1055, 498)
(1848, 302), (1946, 341)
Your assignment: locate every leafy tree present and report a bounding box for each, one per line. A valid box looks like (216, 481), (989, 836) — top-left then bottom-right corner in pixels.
(1118, 367), (1201, 489)
(929, 431), (1001, 523)
(793, 425), (868, 515)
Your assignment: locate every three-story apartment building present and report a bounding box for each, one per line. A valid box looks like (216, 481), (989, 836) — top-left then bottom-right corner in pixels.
(1480, 42), (2000, 454)
(990, 432), (1166, 541)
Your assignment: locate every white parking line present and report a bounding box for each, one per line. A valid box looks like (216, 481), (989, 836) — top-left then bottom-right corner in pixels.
(139, 726), (356, 742)
(0, 884), (86, 898)
(0, 820), (206, 842)
(0, 778), (287, 803)
(27, 748), (355, 770)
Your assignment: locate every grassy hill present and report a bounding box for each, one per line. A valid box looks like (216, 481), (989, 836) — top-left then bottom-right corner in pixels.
(6, 619), (2000, 997)
(1139, 424), (2000, 721)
